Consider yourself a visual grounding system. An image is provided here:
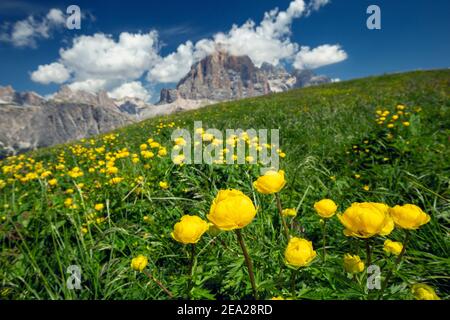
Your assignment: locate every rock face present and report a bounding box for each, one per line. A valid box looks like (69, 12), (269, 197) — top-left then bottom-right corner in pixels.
(158, 51), (331, 104)
(159, 51), (271, 103)
(0, 86), (153, 157)
(0, 85), (46, 106)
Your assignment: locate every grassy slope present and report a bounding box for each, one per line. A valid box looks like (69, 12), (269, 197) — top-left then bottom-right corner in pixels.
(1, 69), (449, 299)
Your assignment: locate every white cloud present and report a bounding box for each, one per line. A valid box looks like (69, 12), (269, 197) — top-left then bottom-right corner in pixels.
(30, 62), (70, 84)
(59, 31), (160, 83)
(31, 31), (160, 93)
(68, 79), (107, 93)
(108, 81), (150, 101)
(148, 0), (309, 84)
(46, 8), (65, 24)
(29, 0), (346, 98)
(293, 44), (347, 69)
(216, 0), (307, 67)
(309, 0), (330, 11)
(147, 38), (214, 83)
(1, 8), (65, 47)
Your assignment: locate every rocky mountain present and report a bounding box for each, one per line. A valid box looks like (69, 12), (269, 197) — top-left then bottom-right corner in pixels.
(0, 85), (46, 106)
(158, 51), (331, 104)
(0, 86), (154, 157)
(0, 52), (333, 157)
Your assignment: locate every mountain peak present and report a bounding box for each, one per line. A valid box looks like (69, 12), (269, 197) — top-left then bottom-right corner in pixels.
(158, 52), (331, 104)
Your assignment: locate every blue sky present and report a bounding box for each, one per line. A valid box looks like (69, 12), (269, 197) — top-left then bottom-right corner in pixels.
(0, 0), (449, 102)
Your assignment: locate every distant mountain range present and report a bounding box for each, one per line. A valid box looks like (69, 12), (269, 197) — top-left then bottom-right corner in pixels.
(0, 51), (331, 156)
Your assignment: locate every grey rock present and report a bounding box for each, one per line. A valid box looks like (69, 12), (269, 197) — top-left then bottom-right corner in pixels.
(158, 52), (331, 104)
(0, 86), (133, 157)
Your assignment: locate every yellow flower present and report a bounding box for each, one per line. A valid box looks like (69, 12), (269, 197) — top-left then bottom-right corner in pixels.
(48, 178), (58, 186)
(159, 181), (169, 189)
(343, 254), (365, 273)
(109, 177), (124, 184)
(173, 154), (185, 165)
(402, 121), (410, 127)
(354, 174), (361, 179)
(106, 166), (119, 175)
(363, 185), (370, 191)
(314, 199), (337, 218)
(131, 255), (148, 272)
(383, 239), (403, 256)
(411, 284), (440, 300)
(174, 137), (186, 146)
(282, 208), (297, 217)
(81, 227), (88, 234)
(338, 202), (394, 238)
(158, 148), (167, 156)
(253, 170), (286, 194)
(207, 189), (256, 231)
(140, 144), (148, 150)
(387, 123), (394, 128)
(396, 104), (406, 110)
(284, 237), (316, 268)
(94, 203), (104, 211)
(271, 296), (285, 300)
(389, 204), (430, 230)
(64, 198), (73, 207)
(171, 215), (209, 244)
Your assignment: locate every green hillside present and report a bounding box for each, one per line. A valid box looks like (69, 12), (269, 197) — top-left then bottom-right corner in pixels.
(1, 69), (449, 300)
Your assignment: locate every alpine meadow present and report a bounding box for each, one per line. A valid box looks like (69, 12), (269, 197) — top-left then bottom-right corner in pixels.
(1, 69), (449, 300)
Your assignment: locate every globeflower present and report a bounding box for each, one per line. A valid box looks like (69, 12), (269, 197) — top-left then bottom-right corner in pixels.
(383, 239), (403, 256)
(253, 170), (286, 194)
(158, 181), (169, 189)
(389, 204), (430, 230)
(171, 215), (209, 244)
(131, 255), (148, 272)
(338, 202), (394, 238)
(207, 189), (256, 231)
(343, 254), (365, 273)
(314, 199), (337, 218)
(411, 284), (440, 300)
(284, 237), (316, 268)
(282, 208), (297, 217)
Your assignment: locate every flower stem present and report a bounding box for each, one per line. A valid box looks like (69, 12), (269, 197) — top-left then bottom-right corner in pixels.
(322, 219), (327, 263)
(365, 239), (372, 266)
(143, 270), (173, 298)
(235, 229), (258, 299)
(290, 268), (298, 295)
(378, 231), (410, 300)
(187, 243), (196, 299)
(275, 193), (290, 241)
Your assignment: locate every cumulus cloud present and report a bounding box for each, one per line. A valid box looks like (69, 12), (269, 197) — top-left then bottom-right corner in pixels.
(149, 0), (309, 83)
(293, 44), (347, 69)
(31, 31), (160, 93)
(212, 0), (307, 66)
(147, 40), (216, 83)
(29, 0), (346, 101)
(30, 62), (71, 84)
(108, 81), (150, 101)
(1, 8), (65, 47)
(60, 31), (160, 83)
(67, 79), (107, 93)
